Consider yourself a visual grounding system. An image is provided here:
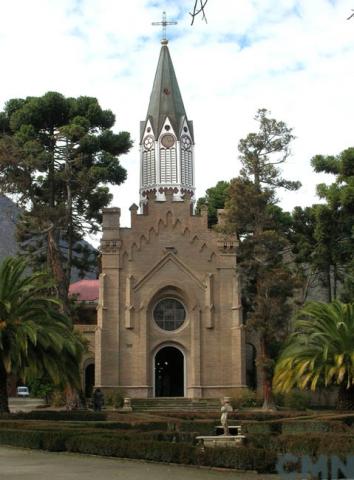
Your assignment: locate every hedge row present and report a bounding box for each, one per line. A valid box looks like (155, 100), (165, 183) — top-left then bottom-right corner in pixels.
(243, 420), (348, 435)
(2, 427), (354, 471)
(0, 411), (106, 421)
(271, 433), (354, 456)
(0, 428), (275, 472)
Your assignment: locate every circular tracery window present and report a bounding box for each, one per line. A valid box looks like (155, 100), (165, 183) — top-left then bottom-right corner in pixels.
(153, 298), (186, 331)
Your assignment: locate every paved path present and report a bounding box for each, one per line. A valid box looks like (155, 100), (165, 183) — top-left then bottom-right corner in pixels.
(8, 397), (46, 412)
(0, 446), (279, 480)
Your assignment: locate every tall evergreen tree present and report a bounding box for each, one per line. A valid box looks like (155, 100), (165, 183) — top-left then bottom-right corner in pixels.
(226, 109), (300, 409)
(311, 148), (354, 302)
(0, 92), (132, 304)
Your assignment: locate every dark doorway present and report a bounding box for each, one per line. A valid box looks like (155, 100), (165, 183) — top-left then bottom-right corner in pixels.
(246, 343), (257, 390)
(84, 363), (95, 398)
(155, 346), (184, 397)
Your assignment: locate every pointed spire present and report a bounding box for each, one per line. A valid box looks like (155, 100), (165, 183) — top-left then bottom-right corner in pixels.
(145, 43), (188, 138)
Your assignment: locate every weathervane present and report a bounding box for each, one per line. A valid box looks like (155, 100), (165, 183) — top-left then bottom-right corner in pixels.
(152, 11), (177, 43)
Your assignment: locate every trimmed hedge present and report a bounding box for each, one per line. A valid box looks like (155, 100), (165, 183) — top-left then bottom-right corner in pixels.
(179, 421), (216, 435)
(201, 446), (276, 472)
(0, 428), (276, 472)
(2, 410), (106, 421)
(2, 416), (354, 473)
(0, 429), (74, 451)
(66, 435), (195, 464)
(270, 433), (354, 456)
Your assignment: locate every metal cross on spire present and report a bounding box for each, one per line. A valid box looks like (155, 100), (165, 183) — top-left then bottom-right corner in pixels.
(152, 11), (177, 43)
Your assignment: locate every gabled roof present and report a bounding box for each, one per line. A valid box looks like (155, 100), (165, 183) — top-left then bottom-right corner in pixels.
(134, 251), (205, 292)
(145, 41), (188, 139)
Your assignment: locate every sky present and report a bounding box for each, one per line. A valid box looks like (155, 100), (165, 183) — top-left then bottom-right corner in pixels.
(0, 0), (353, 239)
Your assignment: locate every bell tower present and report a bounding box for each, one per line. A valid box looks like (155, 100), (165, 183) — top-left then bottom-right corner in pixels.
(140, 27), (195, 206)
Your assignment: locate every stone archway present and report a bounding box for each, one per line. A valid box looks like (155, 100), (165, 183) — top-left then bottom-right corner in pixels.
(154, 346), (184, 397)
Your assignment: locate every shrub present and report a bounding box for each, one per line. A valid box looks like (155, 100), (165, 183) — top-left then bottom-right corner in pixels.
(283, 391), (311, 411)
(51, 390), (66, 407)
(27, 378), (54, 401)
(105, 388), (125, 409)
(281, 421), (330, 434)
(200, 446), (276, 472)
(179, 421), (216, 435)
(0, 429), (43, 449)
(270, 433), (354, 457)
(243, 423), (273, 434)
(8, 410), (106, 421)
(231, 389), (262, 409)
(65, 435), (195, 464)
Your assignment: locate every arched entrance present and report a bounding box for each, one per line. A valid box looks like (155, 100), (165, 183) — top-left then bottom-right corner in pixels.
(84, 363), (95, 398)
(154, 346), (184, 397)
(246, 343), (257, 390)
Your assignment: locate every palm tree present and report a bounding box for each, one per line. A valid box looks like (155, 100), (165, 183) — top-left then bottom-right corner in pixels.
(273, 301), (354, 410)
(0, 256), (86, 413)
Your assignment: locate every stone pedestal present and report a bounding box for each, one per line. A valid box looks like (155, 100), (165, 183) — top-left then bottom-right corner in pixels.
(196, 424), (246, 449)
(121, 397), (133, 412)
(196, 435), (246, 449)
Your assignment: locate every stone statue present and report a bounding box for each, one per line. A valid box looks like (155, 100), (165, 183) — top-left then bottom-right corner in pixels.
(220, 397), (233, 435)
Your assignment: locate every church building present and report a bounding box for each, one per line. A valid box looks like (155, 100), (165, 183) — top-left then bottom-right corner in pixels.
(94, 37), (247, 399)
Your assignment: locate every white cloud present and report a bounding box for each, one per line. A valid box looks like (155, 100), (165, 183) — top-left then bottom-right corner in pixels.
(1, 0), (353, 241)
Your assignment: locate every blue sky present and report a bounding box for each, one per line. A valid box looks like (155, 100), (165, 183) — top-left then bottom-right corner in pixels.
(0, 0), (353, 235)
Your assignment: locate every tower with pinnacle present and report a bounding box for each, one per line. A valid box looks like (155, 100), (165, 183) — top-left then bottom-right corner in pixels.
(94, 19), (246, 400)
(140, 27), (194, 205)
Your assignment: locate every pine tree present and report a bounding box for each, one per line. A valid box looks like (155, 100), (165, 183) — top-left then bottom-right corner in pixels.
(0, 92), (132, 304)
(226, 109), (300, 409)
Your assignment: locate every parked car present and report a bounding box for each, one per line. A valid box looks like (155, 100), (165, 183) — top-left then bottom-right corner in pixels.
(16, 386), (29, 397)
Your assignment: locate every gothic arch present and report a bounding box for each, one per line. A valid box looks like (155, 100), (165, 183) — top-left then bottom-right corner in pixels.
(246, 343), (257, 390)
(83, 358), (95, 398)
(152, 342), (186, 397)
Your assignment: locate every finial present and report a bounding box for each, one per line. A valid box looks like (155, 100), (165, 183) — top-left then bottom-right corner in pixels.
(152, 11), (177, 44)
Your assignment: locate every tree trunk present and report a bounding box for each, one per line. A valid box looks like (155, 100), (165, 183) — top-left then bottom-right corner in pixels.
(0, 362), (10, 413)
(65, 140), (73, 288)
(48, 227), (68, 308)
(336, 384), (354, 410)
(260, 337), (276, 410)
(333, 264), (338, 300)
(327, 265), (332, 302)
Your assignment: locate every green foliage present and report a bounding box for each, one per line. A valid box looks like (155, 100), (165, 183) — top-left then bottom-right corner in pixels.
(281, 421), (330, 434)
(201, 446), (277, 472)
(224, 109), (300, 408)
(196, 180), (230, 227)
(282, 391), (311, 411)
(269, 433), (354, 457)
(105, 388), (125, 409)
(2, 415), (354, 473)
(6, 410), (106, 421)
(273, 301), (354, 409)
(231, 388), (261, 409)
(0, 92), (132, 301)
(238, 108), (300, 191)
(50, 390), (66, 407)
(0, 256), (87, 412)
(0, 426), (276, 472)
(27, 377), (54, 401)
(292, 147), (354, 303)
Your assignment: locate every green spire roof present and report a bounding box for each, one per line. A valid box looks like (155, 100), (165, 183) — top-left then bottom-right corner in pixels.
(145, 41), (188, 138)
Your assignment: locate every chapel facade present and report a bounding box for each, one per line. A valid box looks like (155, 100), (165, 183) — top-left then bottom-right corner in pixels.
(94, 39), (247, 398)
